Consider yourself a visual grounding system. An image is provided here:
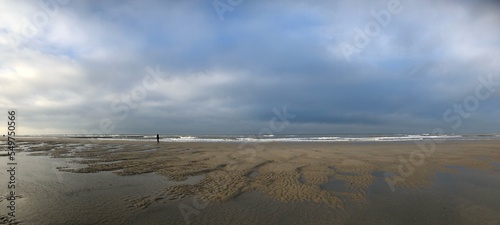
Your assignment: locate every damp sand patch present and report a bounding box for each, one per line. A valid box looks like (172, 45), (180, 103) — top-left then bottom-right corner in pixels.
(136, 148), (160, 153)
(136, 191), (352, 225)
(0, 152), (176, 225)
(320, 177), (352, 192)
(7, 138), (500, 224)
(345, 166), (500, 225)
(491, 162), (500, 172)
(248, 171), (260, 178)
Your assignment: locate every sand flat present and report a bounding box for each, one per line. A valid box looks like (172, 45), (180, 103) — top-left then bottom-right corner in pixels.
(1, 138), (499, 224)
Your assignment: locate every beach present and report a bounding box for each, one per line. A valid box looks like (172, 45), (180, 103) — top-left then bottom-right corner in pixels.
(1, 138), (500, 224)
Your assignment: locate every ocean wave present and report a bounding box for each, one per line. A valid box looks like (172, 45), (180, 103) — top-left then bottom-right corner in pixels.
(16, 134), (499, 143)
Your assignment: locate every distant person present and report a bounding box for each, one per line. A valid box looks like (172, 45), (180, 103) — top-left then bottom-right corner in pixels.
(157, 134), (160, 143)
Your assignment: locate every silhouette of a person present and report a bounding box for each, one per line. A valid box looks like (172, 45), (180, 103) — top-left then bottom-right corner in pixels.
(156, 134), (160, 143)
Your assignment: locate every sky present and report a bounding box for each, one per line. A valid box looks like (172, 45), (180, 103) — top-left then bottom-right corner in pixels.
(0, 0), (499, 135)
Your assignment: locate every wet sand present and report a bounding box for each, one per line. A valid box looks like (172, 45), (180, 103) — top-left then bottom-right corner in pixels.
(1, 138), (500, 224)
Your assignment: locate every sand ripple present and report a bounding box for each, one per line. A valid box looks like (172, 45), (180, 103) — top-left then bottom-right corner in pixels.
(15, 139), (500, 213)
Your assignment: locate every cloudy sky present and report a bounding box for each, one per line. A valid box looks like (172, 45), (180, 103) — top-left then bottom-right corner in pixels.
(1, 0), (499, 135)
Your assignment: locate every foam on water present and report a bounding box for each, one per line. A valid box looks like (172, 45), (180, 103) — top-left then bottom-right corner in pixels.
(17, 133), (500, 143)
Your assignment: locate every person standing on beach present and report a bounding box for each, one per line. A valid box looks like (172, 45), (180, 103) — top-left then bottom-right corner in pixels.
(156, 134), (160, 143)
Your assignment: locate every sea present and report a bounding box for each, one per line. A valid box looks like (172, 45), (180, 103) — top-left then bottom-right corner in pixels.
(16, 133), (500, 143)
